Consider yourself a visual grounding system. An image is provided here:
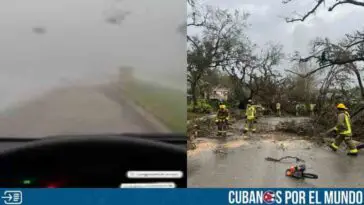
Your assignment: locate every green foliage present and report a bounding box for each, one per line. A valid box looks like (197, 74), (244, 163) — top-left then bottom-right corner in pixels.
(209, 99), (221, 110)
(188, 99), (213, 114)
(124, 80), (186, 133)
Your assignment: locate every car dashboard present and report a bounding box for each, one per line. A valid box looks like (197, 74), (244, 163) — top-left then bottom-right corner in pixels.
(0, 133), (187, 188)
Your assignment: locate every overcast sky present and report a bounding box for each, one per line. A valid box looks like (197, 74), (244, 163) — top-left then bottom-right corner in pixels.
(189, 0), (364, 71)
(0, 0), (185, 109)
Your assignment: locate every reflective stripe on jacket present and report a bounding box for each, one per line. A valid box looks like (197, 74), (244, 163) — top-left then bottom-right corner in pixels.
(246, 105), (256, 120)
(335, 111), (352, 136)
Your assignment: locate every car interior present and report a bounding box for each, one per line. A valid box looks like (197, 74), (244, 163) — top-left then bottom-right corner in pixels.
(0, 133), (186, 188)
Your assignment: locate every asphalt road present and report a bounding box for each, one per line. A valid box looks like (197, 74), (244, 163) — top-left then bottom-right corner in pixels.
(188, 117), (364, 188)
(0, 84), (164, 138)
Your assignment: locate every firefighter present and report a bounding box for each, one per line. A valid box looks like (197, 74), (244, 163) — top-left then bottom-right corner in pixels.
(295, 103), (300, 116)
(309, 103), (316, 117)
(256, 103), (264, 118)
(215, 104), (229, 136)
(244, 99), (257, 133)
(325, 103), (358, 156)
(276, 102), (281, 117)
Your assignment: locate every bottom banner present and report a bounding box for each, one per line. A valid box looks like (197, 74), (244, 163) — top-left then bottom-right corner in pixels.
(0, 188), (363, 205)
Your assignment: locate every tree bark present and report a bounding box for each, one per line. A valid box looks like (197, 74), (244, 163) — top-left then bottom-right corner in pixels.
(191, 82), (198, 110)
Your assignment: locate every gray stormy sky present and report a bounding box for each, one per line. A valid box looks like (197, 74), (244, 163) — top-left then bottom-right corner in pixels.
(0, 0), (186, 109)
(189, 0), (364, 72)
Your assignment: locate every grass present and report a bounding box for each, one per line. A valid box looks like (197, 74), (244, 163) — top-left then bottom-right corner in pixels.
(123, 80), (186, 133)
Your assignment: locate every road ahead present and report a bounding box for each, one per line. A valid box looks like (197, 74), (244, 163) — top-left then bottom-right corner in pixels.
(0, 84), (165, 138)
(188, 117), (364, 188)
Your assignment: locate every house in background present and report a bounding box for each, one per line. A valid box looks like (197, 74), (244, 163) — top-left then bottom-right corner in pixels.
(208, 86), (229, 101)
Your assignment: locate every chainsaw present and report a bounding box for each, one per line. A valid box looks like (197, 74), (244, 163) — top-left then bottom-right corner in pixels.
(265, 156), (318, 179)
(285, 164), (318, 179)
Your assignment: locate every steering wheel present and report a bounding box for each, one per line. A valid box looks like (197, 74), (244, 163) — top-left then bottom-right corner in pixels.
(0, 135), (186, 188)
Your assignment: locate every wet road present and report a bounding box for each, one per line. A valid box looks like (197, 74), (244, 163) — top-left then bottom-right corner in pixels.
(0, 83), (167, 138)
(188, 117), (364, 188)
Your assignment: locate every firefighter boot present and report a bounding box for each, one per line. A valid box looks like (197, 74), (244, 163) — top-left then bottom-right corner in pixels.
(347, 148), (358, 156)
(329, 143), (338, 152)
(251, 120), (257, 133)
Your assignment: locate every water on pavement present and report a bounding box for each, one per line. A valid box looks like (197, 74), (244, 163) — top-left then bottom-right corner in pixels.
(188, 117), (364, 188)
(0, 84), (162, 137)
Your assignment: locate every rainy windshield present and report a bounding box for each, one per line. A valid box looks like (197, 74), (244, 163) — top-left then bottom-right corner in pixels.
(0, 0), (186, 138)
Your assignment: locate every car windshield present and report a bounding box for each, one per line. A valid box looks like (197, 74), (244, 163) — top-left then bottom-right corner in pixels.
(0, 0), (186, 138)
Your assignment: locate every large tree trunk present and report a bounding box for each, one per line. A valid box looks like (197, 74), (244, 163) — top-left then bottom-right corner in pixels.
(191, 82), (198, 110)
(350, 65), (364, 99)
